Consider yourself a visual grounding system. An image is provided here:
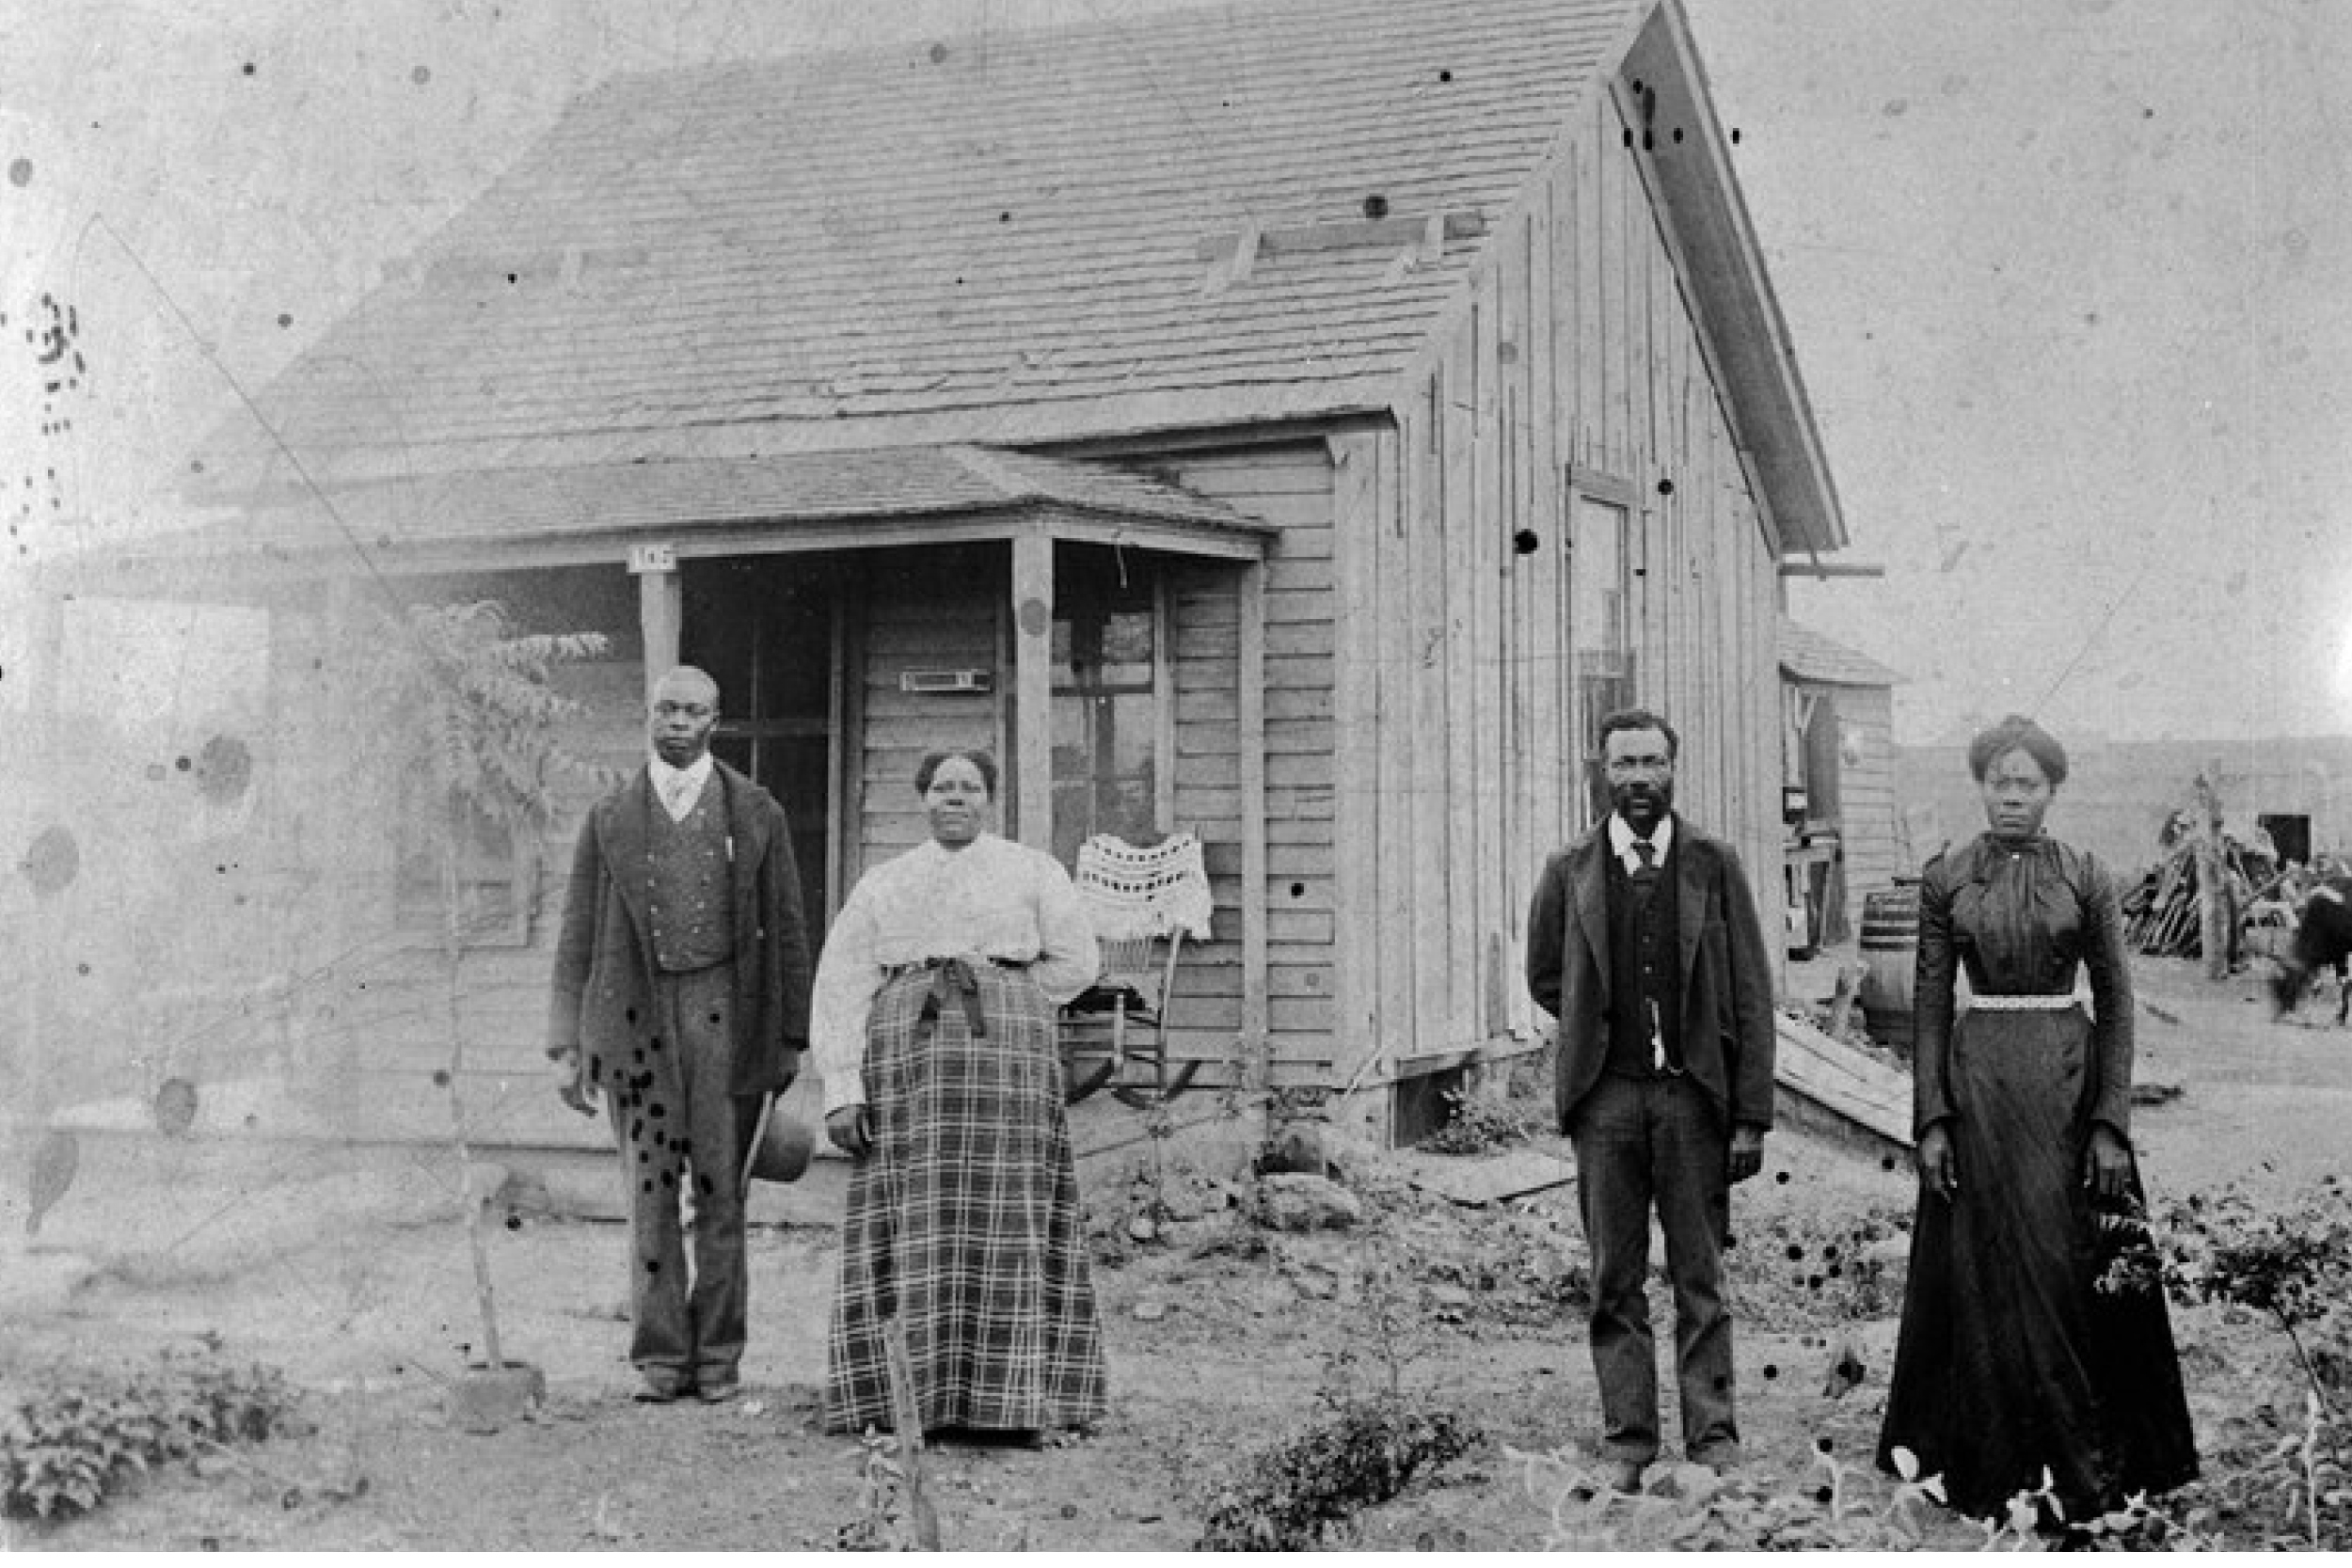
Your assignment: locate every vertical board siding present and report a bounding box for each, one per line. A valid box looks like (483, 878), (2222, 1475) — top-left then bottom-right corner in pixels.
(1362, 74), (1789, 1079)
(1836, 687), (1900, 897)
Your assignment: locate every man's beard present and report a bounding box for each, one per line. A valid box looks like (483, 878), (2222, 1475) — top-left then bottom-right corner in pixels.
(1612, 781), (1673, 832)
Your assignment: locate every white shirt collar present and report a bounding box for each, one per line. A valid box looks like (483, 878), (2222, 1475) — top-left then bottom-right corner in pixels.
(648, 751), (714, 821)
(1608, 813), (1674, 872)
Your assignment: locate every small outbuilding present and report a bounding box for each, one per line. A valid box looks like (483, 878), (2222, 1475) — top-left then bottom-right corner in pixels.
(1779, 616), (1903, 953)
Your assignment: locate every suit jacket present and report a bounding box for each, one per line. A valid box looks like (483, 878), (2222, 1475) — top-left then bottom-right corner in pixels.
(547, 760), (813, 1100)
(1525, 815), (1777, 1135)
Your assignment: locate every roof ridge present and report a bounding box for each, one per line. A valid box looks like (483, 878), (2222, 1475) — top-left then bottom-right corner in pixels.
(585, 0), (1586, 93)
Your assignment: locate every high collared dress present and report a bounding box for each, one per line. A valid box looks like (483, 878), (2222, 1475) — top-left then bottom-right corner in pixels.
(1876, 832), (2198, 1518)
(811, 832), (1105, 1435)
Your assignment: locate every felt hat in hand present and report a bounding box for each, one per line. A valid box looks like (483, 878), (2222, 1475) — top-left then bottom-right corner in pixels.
(740, 1090), (814, 1196)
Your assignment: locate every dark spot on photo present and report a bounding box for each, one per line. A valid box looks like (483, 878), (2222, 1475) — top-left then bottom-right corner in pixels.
(7, 158), (31, 188)
(412, 65), (432, 86)
(1362, 193), (1389, 220)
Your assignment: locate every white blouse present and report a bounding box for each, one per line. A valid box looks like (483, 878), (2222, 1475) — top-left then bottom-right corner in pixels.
(811, 833), (1102, 1113)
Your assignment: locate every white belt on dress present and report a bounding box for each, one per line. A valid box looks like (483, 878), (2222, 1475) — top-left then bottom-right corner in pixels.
(1964, 993), (2078, 1012)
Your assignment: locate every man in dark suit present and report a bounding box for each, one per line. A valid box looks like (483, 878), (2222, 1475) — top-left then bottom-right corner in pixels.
(548, 665), (814, 1404)
(1525, 707), (1776, 1494)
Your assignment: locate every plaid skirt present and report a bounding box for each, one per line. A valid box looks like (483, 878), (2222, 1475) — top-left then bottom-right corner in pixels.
(823, 962), (1107, 1434)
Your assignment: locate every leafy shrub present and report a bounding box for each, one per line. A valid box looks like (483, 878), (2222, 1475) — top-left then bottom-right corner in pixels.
(1195, 1392), (1479, 1550)
(2103, 1180), (2352, 1549)
(2112, 1180), (2352, 1405)
(1419, 1089), (1532, 1157)
(0, 1353), (292, 1521)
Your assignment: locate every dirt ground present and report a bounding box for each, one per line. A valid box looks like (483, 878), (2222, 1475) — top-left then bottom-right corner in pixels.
(2, 952), (2346, 1551)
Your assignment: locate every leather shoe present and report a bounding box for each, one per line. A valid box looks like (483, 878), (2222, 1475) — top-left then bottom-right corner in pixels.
(1607, 1459), (1646, 1494)
(633, 1376), (689, 1404)
(695, 1378), (740, 1405)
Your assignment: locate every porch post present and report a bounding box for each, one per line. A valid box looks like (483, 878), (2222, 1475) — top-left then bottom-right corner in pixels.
(1239, 560), (1269, 1053)
(630, 543), (682, 702)
(1011, 528), (1054, 852)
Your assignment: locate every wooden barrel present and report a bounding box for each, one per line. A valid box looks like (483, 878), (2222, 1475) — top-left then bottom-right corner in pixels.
(1857, 882), (1922, 1056)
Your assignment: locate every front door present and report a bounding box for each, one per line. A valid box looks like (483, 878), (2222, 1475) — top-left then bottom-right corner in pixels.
(682, 557), (840, 934)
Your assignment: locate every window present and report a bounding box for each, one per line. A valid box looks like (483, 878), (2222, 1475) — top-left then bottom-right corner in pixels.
(1050, 553), (1161, 866)
(1569, 488), (1636, 824)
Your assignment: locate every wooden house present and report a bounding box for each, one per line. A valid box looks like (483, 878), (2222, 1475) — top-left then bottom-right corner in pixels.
(39, 0), (1849, 1147)
(1779, 616), (1903, 951)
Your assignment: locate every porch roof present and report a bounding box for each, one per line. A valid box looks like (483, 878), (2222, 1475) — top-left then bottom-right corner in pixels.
(46, 444), (1274, 594)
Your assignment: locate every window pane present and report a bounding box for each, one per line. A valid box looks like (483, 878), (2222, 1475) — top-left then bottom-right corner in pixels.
(1099, 609), (1154, 673)
(1049, 556), (1163, 859)
(1051, 695), (1090, 752)
(1108, 693), (1155, 776)
(1096, 774), (1155, 843)
(1051, 780), (1092, 866)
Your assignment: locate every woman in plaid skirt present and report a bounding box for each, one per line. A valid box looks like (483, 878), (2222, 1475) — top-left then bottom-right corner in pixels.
(811, 749), (1106, 1444)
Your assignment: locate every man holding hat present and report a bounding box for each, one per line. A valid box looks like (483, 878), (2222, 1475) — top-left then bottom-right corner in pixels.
(548, 665), (814, 1403)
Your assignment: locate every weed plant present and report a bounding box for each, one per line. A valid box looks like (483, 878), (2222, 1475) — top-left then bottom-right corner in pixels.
(0, 1351), (292, 1521)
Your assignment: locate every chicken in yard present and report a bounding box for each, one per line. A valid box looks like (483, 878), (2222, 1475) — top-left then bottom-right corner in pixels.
(24, 1127), (80, 1237)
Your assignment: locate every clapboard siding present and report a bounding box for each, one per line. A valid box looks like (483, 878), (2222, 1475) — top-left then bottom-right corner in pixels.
(855, 546), (1004, 878)
(1154, 445), (1336, 1073)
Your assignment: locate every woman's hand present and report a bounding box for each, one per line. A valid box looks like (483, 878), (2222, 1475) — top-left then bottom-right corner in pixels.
(2081, 1123), (2131, 1201)
(1915, 1122), (1958, 1201)
(826, 1104), (873, 1160)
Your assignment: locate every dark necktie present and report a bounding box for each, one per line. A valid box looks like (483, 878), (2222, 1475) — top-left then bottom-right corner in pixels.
(1631, 838), (1658, 883)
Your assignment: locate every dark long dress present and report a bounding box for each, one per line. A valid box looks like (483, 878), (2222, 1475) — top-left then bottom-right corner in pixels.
(1875, 833), (2198, 1520)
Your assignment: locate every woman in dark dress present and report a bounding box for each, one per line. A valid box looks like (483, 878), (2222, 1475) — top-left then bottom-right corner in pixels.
(1876, 715), (2197, 1520)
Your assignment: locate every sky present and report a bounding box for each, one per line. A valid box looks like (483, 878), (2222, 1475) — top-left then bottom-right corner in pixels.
(4, 0), (2351, 743)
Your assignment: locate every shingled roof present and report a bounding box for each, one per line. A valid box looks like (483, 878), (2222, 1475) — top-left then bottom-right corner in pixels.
(194, 0), (1646, 496)
(1781, 615), (1904, 689)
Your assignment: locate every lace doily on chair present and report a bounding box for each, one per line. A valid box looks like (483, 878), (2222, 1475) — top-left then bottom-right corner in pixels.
(1073, 832), (1214, 943)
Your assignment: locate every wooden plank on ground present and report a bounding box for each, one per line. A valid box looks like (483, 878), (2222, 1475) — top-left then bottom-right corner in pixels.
(1397, 1146), (1577, 1207)
(1772, 1013), (1911, 1152)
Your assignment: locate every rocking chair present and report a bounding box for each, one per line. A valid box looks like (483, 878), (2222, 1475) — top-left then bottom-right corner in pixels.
(1060, 832), (1213, 1108)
